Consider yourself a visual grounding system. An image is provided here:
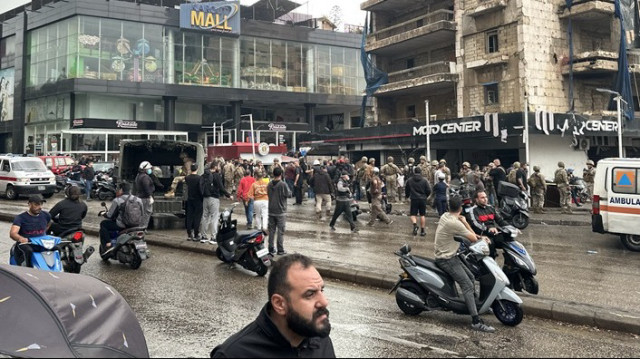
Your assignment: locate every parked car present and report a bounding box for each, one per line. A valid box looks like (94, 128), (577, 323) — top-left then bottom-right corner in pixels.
(38, 155), (76, 175)
(0, 154), (56, 199)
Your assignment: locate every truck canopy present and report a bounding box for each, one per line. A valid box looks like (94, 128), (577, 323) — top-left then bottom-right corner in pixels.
(119, 140), (205, 183)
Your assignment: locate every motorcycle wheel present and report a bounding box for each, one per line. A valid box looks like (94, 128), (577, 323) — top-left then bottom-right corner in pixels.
(620, 234), (640, 252)
(61, 247), (82, 273)
(252, 254), (268, 277)
(98, 190), (111, 201)
(215, 247), (225, 262)
(99, 244), (110, 261)
(129, 252), (142, 270)
(512, 213), (529, 230)
(395, 280), (426, 316)
(523, 274), (539, 295)
(492, 300), (523, 326)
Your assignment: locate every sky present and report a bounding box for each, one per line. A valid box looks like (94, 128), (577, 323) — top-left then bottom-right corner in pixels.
(0, 0), (365, 27)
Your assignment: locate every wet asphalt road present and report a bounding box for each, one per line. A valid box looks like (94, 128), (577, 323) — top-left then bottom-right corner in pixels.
(1, 221), (639, 357)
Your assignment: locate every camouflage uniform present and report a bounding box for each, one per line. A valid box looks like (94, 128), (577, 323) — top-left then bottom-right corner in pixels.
(583, 161), (596, 201)
(224, 161), (235, 194)
(529, 166), (547, 213)
(381, 157), (401, 202)
(418, 156), (432, 185)
(555, 162), (572, 214)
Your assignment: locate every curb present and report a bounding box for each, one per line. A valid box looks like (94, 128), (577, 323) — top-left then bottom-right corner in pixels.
(2, 213), (637, 335)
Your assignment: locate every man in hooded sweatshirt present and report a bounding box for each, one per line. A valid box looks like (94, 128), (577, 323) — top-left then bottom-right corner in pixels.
(405, 167), (432, 236)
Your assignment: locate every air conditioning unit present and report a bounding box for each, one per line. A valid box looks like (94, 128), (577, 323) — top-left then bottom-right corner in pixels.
(577, 138), (591, 151)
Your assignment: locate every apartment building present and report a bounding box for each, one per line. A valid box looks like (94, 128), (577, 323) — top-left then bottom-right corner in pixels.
(305, 0), (640, 178)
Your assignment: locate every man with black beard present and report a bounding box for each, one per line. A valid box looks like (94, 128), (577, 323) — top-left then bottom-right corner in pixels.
(211, 254), (335, 358)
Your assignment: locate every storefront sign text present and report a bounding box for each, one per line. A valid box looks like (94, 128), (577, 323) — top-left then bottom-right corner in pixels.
(535, 110), (618, 137)
(72, 119), (84, 127)
(413, 121), (481, 136)
(268, 123), (287, 131)
(180, 1), (240, 34)
(116, 120), (138, 129)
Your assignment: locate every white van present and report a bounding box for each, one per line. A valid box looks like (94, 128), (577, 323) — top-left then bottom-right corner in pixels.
(591, 158), (640, 251)
(0, 155), (56, 200)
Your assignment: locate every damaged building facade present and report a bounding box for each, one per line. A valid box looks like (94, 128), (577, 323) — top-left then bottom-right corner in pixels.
(0, 0), (365, 160)
(304, 0), (640, 178)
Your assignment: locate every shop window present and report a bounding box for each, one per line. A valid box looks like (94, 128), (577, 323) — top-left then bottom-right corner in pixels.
(0, 36), (16, 69)
(406, 105), (416, 119)
(486, 30), (499, 54)
(484, 83), (499, 105)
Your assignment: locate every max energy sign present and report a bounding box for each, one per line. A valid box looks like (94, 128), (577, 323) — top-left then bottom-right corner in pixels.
(180, 1), (241, 34)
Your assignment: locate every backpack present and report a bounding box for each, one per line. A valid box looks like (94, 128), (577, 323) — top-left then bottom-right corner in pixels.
(119, 195), (144, 228)
(507, 169), (518, 184)
(554, 169), (564, 184)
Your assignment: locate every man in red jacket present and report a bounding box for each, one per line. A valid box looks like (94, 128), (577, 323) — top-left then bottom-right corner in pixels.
(236, 169), (256, 229)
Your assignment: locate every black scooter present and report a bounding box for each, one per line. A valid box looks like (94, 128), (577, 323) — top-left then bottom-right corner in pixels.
(98, 202), (149, 270)
(54, 228), (94, 273)
(92, 173), (117, 200)
(215, 203), (272, 276)
(497, 181), (530, 229)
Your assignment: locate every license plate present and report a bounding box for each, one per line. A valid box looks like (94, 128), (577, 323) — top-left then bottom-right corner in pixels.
(38, 186), (45, 191)
(135, 243), (148, 250)
(256, 248), (269, 258)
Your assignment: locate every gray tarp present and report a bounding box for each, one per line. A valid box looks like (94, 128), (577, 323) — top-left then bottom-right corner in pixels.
(0, 264), (148, 358)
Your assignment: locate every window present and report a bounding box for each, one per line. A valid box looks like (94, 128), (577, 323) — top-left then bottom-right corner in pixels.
(406, 58), (415, 69)
(484, 83), (499, 105)
(406, 105), (416, 118)
(486, 30), (499, 53)
(0, 160), (9, 172)
(611, 168), (638, 194)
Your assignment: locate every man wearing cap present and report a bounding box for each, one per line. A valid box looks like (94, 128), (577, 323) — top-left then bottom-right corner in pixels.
(381, 156), (401, 203)
(583, 160), (596, 201)
(460, 162), (474, 186)
(9, 195), (51, 267)
(368, 167), (393, 227)
(555, 161), (572, 214)
(528, 166), (547, 214)
(329, 172), (358, 233)
(418, 156), (432, 185)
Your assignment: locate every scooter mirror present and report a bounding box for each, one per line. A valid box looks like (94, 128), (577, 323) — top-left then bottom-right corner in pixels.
(101, 202), (106, 206)
(400, 244), (411, 254)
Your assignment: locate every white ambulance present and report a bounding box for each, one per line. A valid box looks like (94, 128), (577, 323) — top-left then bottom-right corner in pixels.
(592, 158), (640, 251)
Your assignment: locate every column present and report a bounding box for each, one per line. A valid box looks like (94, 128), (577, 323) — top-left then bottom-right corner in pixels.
(163, 96), (176, 131)
(11, 13), (27, 153)
(166, 30), (175, 84)
(231, 100), (242, 138)
(305, 103), (316, 133)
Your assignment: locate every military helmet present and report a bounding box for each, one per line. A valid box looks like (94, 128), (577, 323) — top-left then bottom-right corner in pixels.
(431, 160), (438, 166)
(408, 157), (415, 164)
(387, 156), (394, 163)
(361, 156), (368, 162)
(513, 161), (521, 168)
(368, 158), (375, 164)
(558, 161), (565, 168)
(462, 161), (471, 168)
(439, 159), (447, 164)
(533, 166), (541, 172)
(419, 155), (426, 162)
(586, 159), (595, 166)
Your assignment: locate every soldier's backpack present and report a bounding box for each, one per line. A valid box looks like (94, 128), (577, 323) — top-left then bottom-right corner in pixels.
(554, 169), (564, 183)
(119, 195), (144, 228)
(508, 169), (518, 184)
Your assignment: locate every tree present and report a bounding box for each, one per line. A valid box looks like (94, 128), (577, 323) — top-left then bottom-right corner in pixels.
(328, 5), (343, 31)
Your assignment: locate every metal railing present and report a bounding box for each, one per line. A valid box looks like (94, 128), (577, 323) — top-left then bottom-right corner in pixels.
(387, 61), (456, 83)
(369, 9), (454, 42)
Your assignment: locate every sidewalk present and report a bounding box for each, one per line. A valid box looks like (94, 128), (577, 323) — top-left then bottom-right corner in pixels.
(1, 198), (638, 335)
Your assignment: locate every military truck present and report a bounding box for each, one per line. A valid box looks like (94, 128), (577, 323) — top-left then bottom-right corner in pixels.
(118, 139), (205, 229)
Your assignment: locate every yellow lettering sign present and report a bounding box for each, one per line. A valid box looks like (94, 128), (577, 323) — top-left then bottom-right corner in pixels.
(191, 10), (204, 26)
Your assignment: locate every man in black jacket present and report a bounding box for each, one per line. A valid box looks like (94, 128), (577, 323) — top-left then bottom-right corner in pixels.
(309, 165), (333, 220)
(211, 254), (335, 358)
(469, 190), (509, 258)
(404, 167), (432, 236)
(267, 167), (291, 255)
(135, 161), (155, 229)
(49, 186), (87, 236)
(82, 161), (95, 201)
(184, 164), (203, 241)
(199, 161), (231, 244)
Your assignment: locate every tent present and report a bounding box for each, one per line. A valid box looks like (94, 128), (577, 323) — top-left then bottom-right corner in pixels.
(0, 264), (148, 358)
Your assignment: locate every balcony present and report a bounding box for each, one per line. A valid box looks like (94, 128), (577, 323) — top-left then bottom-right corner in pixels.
(466, 0), (508, 17)
(365, 10), (456, 55)
(562, 50), (617, 76)
(374, 61), (458, 96)
(559, 0), (614, 22)
(361, 0), (419, 12)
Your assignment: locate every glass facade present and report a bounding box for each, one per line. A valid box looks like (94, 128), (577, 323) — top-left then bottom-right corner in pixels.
(26, 16), (365, 95)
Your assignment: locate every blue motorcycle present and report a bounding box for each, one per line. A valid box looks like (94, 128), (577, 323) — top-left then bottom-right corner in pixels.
(9, 235), (67, 272)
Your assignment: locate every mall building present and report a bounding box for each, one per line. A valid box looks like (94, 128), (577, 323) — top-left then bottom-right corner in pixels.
(0, 0), (366, 160)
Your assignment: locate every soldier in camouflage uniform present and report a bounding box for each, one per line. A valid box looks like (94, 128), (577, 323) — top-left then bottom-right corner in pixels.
(555, 161), (572, 214)
(418, 156), (432, 184)
(233, 160), (245, 191)
(404, 157), (416, 178)
(583, 159), (596, 201)
(354, 156), (368, 200)
(381, 156), (401, 202)
(224, 160), (236, 194)
(426, 159), (439, 206)
(439, 159), (451, 183)
(528, 165), (547, 214)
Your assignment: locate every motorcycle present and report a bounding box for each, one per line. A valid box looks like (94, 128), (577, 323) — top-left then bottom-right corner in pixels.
(92, 173), (117, 200)
(390, 239), (524, 326)
(497, 181), (530, 229)
(496, 225), (538, 294)
(50, 228), (94, 273)
(98, 202), (149, 270)
(569, 174), (589, 205)
(214, 203), (272, 276)
(9, 235), (67, 272)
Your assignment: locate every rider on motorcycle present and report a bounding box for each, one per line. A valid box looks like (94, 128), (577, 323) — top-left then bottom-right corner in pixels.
(48, 186), (87, 236)
(9, 195), (51, 267)
(468, 190), (509, 258)
(99, 182), (142, 250)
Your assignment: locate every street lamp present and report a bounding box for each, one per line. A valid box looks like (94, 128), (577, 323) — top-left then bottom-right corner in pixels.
(596, 88), (625, 158)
